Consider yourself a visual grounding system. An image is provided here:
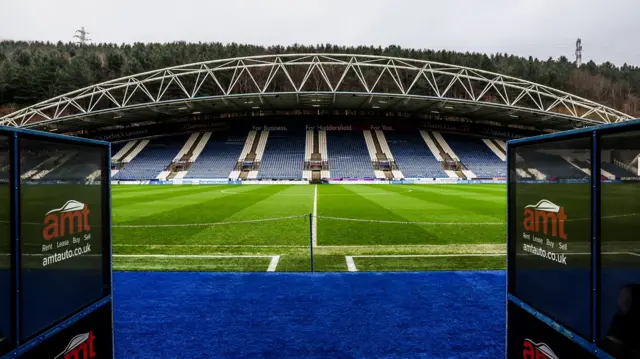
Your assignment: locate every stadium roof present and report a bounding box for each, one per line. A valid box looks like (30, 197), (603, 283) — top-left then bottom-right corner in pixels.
(0, 53), (634, 134)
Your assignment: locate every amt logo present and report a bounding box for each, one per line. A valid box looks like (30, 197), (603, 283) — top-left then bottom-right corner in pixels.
(523, 338), (558, 359)
(54, 331), (96, 359)
(43, 200), (91, 241)
(523, 199), (567, 240)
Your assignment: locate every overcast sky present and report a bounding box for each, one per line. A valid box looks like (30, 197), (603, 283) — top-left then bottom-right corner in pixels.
(1, 0), (638, 66)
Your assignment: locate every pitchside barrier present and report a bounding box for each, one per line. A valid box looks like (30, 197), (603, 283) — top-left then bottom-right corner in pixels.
(507, 120), (640, 359)
(111, 178), (508, 185)
(0, 127), (113, 359)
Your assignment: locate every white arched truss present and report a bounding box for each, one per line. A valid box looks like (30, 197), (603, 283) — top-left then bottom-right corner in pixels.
(0, 53), (633, 128)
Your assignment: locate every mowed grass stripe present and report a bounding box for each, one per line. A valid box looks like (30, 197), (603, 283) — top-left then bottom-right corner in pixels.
(220, 185), (313, 221)
(359, 185), (502, 222)
(113, 186), (239, 224)
(112, 187), (231, 204)
(114, 185), (278, 225)
(318, 185), (432, 245)
(185, 185), (312, 246)
(112, 185), (215, 200)
(318, 185), (505, 245)
(406, 185), (506, 206)
(113, 185), (292, 244)
(113, 185), (309, 248)
(112, 184), (510, 268)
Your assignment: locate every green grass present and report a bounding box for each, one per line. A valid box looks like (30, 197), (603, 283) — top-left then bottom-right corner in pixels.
(112, 184), (508, 272)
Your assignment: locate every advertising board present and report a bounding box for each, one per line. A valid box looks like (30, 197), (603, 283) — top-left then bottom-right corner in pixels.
(508, 136), (593, 340)
(597, 130), (640, 358)
(19, 138), (109, 342)
(507, 301), (597, 358)
(0, 135), (12, 357)
(19, 302), (113, 359)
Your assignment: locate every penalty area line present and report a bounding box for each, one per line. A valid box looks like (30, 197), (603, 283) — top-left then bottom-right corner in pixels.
(345, 253), (506, 272)
(267, 255), (280, 272)
(346, 256), (357, 272)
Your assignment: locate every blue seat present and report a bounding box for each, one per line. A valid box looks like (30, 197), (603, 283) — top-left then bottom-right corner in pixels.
(113, 135), (189, 180)
(44, 152), (101, 180)
(385, 132), (446, 178)
(327, 132), (374, 178)
(601, 161), (636, 178)
(186, 134), (246, 179)
(257, 132), (305, 179)
(517, 150), (586, 179)
(443, 134), (506, 177)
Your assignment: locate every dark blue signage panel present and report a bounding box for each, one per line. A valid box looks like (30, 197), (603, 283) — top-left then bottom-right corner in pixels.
(509, 136), (593, 339)
(598, 130), (640, 357)
(0, 135), (12, 356)
(20, 302), (113, 359)
(507, 302), (597, 359)
(19, 137), (109, 341)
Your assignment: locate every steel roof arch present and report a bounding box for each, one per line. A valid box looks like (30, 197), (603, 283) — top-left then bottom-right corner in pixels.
(0, 53), (633, 129)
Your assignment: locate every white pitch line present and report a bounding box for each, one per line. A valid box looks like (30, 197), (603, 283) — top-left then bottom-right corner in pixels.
(267, 255), (280, 272)
(346, 256), (358, 272)
(312, 184), (318, 248)
(352, 253), (506, 258)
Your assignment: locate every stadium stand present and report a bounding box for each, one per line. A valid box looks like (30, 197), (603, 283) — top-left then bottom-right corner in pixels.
(111, 141), (133, 161)
(517, 151), (586, 179)
(385, 132), (446, 178)
(362, 131), (378, 162)
(185, 133), (247, 179)
(569, 159), (591, 173)
(431, 132), (460, 161)
(326, 132), (375, 178)
(237, 131), (257, 162)
(601, 161), (636, 177)
(318, 130), (328, 161)
(254, 131), (269, 162)
(188, 132), (212, 162)
(173, 133), (200, 161)
(257, 131), (305, 179)
(44, 152), (101, 180)
(31, 152), (76, 179)
(442, 133), (506, 177)
(103, 127), (525, 181)
(419, 130), (444, 162)
(121, 140), (149, 163)
(110, 142), (126, 160)
(482, 139), (506, 161)
(374, 130), (395, 160)
(304, 130), (313, 162)
(20, 150), (54, 178)
(113, 135), (189, 180)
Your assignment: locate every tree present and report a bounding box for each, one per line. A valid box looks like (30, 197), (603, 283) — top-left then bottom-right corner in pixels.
(0, 40), (639, 118)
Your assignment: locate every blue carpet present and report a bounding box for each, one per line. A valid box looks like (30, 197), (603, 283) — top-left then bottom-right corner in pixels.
(113, 271), (506, 359)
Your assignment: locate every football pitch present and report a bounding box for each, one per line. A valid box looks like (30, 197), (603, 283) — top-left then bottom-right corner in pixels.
(112, 184), (507, 272)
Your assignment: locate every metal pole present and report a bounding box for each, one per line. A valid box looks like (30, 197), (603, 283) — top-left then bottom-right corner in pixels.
(309, 212), (314, 272)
